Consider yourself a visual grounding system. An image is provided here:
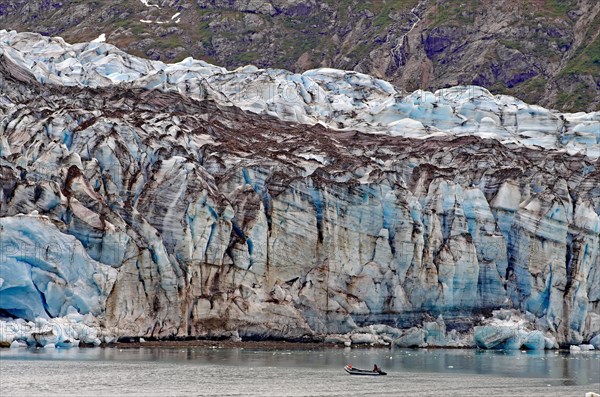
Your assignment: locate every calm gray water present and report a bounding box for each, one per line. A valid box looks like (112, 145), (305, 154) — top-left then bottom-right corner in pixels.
(1, 347), (598, 396)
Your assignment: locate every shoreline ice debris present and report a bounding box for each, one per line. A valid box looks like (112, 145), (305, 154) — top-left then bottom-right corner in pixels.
(1, 314), (105, 348)
(0, 30), (597, 158)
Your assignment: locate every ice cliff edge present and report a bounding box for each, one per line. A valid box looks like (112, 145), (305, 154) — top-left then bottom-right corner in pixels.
(0, 31), (598, 347)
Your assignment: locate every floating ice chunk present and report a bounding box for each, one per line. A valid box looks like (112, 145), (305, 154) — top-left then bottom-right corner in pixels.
(522, 331), (545, 350)
(350, 333), (380, 344)
(544, 336), (558, 350)
(394, 327), (427, 347)
(103, 336), (117, 344)
(57, 339), (80, 348)
(475, 326), (520, 349)
(32, 330), (58, 347)
(10, 340), (25, 348)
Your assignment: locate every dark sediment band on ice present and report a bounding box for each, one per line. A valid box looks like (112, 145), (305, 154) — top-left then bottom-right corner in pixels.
(0, 32), (598, 351)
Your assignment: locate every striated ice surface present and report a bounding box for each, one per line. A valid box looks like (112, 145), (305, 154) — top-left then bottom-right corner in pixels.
(0, 215), (117, 320)
(0, 30), (598, 158)
(0, 31), (598, 347)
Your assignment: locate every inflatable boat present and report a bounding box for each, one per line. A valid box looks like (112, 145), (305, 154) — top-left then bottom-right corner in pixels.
(344, 365), (387, 376)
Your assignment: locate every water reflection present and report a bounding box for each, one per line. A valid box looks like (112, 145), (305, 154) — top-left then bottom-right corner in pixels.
(2, 346), (598, 386)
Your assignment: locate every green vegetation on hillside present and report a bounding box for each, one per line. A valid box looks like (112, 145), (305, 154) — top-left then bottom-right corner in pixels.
(430, 0), (478, 28)
(562, 15), (600, 76)
(0, 0), (597, 111)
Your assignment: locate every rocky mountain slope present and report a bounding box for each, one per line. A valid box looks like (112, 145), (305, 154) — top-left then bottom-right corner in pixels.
(0, 0), (599, 112)
(0, 32), (598, 348)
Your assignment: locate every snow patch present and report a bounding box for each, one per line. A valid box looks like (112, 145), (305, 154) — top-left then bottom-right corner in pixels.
(91, 33), (106, 43)
(140, 0), (160, 9)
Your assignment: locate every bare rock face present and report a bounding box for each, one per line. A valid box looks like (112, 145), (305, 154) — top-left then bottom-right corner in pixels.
(0, 34), (598, 346)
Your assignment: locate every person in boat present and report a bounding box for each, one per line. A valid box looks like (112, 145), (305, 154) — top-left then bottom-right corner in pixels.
(373, 364), (380, 372)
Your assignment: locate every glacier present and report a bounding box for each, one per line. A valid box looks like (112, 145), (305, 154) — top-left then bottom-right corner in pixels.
(1, 30), (598, 158)
(0, 31), (599, 348)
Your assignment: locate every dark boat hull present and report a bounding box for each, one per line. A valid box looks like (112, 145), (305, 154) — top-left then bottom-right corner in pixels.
(344, 365), (387, 376)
